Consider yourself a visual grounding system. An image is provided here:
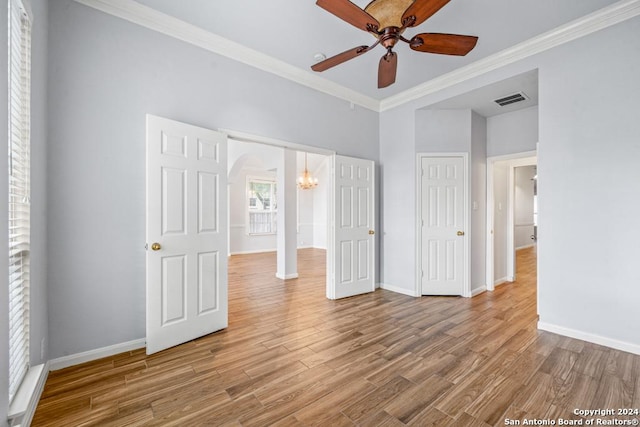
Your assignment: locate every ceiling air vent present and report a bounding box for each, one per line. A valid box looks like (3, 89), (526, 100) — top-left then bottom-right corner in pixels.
(494, 92), (529, 107)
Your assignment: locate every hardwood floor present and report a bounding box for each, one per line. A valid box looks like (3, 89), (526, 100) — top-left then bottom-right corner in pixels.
(33, 247), (640, 426)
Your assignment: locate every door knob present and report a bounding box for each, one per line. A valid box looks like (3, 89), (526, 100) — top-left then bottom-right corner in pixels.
(369, 230), (375, 235)
(151, 242), (162, 251)
(456, 231), (464, 236)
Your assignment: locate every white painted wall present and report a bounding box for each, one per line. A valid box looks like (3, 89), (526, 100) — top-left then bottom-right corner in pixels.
(312, 157), (330, 250)
(227, 141), (324, 254)
(470, 112), (487, 293)
(228, 140), (280, 254)
(492, 161), (509, 284)
(514, 165), (536, 249)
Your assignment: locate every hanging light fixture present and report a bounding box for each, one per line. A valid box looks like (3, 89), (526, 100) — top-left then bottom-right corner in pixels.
(298, 153), (318, 190)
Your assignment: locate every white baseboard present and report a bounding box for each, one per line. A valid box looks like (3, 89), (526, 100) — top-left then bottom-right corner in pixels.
(275, 272), (299, 280)
(230, 246), (323, 256)
(8, 362), (49, 427)
(494, 277), (509, 287)
(538, 321), (640, 356)
(516, 244), (536, 250)
(471, 286), (487, 297)
(378, 283), (419, 297)
(49, 338), (146, 371)
(230, 249), (276, 255)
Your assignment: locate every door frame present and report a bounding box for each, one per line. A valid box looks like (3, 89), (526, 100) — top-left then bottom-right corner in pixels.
(219, 128), (341, 297)
(415, 152), (470, 298)
(486, 150), (537, 291)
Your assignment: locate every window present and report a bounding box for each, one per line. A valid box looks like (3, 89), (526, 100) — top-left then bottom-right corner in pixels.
(8, 0), (31, 403)
(247, 179), (277, 234)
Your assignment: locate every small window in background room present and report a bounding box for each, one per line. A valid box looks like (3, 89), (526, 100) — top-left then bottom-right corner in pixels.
(247, 179), (277, 235)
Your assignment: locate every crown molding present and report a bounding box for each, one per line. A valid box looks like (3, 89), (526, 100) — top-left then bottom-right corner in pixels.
(379, 0), (640, 111)
(73, 0), (381, 112)
(74, 0), (640, 114)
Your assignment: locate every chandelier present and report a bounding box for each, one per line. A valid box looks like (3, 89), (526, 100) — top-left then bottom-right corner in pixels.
(298, 153), (318, 190)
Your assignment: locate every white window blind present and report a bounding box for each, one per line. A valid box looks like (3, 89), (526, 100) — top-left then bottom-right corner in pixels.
(8, 0), (31, 403)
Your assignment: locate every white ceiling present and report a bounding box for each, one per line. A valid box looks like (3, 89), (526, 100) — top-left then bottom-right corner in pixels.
(131, 0), (620, 102)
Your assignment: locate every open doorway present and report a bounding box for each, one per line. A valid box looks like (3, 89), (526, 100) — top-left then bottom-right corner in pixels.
(486, 153), (537, 297)
(227, 139), (331, 285)
(223, 129), (376, 303)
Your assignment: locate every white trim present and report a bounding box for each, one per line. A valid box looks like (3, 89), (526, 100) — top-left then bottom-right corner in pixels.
(378, 283), (419, 297)
(49, 338), (146, 371)
(275, 272), (299, 280)
(230, 249), (276, 256)
(72, 0), (380, 111)
(515, 243), (536, 250)
(538, 322), (640, 356)
(486, 151), (537, 291)
(7, 362), (48, 427)
(471, 286), (487, 297)
(494, 277), (509, 287)
(73, 0), (640, 113)
(415, 152), (470, 298)
(380, 0), (640, 111)
(221, 128), (335, 156)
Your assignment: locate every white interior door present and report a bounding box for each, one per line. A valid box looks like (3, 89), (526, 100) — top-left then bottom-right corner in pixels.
(146, 115), (228, 355)
(420, 156), (466, 296)
(327, 155), (375, 299)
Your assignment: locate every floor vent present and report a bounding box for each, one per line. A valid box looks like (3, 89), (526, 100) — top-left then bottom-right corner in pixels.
(494, 92), (528, 107)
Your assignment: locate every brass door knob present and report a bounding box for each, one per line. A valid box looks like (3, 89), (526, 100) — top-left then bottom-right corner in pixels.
(151, 242), (162, 251)
(456, 231), (465, 236)
(368, 230), (375, 235)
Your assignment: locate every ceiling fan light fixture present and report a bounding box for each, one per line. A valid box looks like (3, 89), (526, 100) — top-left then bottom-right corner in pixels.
(313, 52), (327, 62)
(364, 0), (414, 29)
(312, 0), (478, 88)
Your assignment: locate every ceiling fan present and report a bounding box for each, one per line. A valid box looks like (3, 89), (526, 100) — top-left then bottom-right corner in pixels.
(311, 0), (478, 88)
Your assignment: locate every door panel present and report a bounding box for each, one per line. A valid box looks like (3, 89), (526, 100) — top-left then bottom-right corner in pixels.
(328, 155), (375, 299)
(421, 156), (466, 295)
(146, 115), (228, 355)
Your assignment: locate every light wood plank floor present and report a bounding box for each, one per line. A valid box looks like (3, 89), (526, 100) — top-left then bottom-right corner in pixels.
(33, 247), (640, 426)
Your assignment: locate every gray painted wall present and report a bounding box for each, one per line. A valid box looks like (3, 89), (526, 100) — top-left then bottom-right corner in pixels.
(46, 0), (379, 358)
(537, 16), (640, 345)
(487, 106), (538, 157)
(414, 109), (487, 294)
(380, 15), (640, 348)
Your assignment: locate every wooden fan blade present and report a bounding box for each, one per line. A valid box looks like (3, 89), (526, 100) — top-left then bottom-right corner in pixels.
(378, 51), (397, 88)
(311, 45), (370, 72)
(410, 33), (478, 55)
(401, 0), (450, 27)
(316, 0), (380, 32)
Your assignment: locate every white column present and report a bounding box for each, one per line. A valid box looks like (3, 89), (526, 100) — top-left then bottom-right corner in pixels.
(276, 149), (298, 280)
